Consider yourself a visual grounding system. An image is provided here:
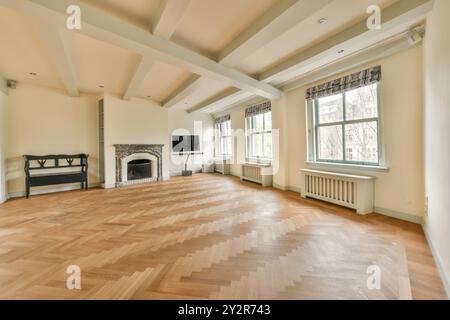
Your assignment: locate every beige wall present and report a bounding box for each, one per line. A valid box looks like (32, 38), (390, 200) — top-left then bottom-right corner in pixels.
(0, 90), (7, 202)
(423, 0), (450, 296)
(168, 108), (214, 176)
(103, 94), (170, 187)
(287, 46), (425, 219)
(5, 84), (100, 196)
(216, 46), (425, 220)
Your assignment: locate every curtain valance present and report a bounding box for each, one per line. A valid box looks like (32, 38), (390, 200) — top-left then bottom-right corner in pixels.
(245, 101), (271, 118)
(305, 66), (381, 100)
(214, 114), (230, 124)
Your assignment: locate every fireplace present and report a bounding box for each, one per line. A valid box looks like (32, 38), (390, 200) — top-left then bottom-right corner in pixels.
(114, 144), (164, 187)
(127, 159), (152, 181)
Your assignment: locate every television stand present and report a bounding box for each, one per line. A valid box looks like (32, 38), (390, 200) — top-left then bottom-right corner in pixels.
(179, 152), (203, 177)
(181, 170), (192, 176)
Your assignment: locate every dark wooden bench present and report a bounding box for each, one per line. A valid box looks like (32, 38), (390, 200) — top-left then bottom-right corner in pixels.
(23, 154), (89, 198)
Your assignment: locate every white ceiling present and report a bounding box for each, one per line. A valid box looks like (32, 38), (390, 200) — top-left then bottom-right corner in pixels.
(0, 0), (420, 112)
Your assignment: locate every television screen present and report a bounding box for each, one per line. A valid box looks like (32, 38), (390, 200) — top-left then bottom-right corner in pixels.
(172, 135), (200, 153)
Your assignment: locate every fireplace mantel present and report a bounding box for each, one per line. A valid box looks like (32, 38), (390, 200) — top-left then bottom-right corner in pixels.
(114, 144), (164, 186)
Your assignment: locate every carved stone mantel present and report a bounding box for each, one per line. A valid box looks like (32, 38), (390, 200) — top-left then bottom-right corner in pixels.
(114, 144), (164, 186)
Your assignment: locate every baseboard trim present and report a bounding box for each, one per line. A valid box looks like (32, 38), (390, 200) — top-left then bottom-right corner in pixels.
(7, 183), (101, 199)
(273, 184), (302, 194)
(374, 206), (423, 224)
(422, 224), (450, 299)
(272, 183), (287, 191)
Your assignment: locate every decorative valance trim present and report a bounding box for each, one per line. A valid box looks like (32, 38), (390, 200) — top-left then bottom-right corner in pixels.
(305, 66), (381, 100)
(245, 101), (271, 118)
(214, 114), (230, 124)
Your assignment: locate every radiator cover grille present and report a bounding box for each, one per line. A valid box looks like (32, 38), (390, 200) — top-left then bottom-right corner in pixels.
(301, 169), (374, 214)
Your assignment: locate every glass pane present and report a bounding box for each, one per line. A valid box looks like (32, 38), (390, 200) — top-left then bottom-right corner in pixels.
(345, 121), (378, 163)
(264, 112), (272, 130)
(252, 134), (263, 157)
(317, 94), (343, 124)
(254, 114), (264, 132)
(318, 125), (343, 161)
(264, 132), (272, 158)
(226, 121), (231, 136)
(226, 137), (232, 155)
(345, 83), (378, 120)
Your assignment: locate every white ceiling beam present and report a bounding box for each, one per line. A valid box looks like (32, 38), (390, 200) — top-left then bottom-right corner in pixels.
(161, 74), (201, 106)
(37, 22), (79, 97)
(123, 0), (191, 100)
(260, 0), (432, 84)
(164, 0), (333, 108)
(188, 0), (432, 114)
(280, 33), (419, 92)
(187, 89), (254, 114)
(123, 56), (154, 101)
(2, 0), (280, 100)
(218, 0), (333, 66)
(153, 0), (191, 38)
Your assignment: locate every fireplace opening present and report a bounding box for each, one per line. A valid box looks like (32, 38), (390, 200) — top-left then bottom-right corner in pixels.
(127, 159), (152, 181)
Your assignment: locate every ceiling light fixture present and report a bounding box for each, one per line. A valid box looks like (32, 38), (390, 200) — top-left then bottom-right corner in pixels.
(29, 72), (37, 76)
(338, 49), (345, 54)
(318, 18), (327, 24)
(99, 85), (104, 89)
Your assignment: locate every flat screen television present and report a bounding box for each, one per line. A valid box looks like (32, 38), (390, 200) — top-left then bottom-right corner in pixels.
(172, 135), (200, 153)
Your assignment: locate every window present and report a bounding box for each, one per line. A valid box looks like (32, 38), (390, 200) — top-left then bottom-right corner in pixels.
(246, 111), (272, 162)
(310, 82), (382, 166)
(215, 119), (232, 156)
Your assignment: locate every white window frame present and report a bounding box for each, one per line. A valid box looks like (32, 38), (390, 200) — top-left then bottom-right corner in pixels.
(215, 120), (232, 157)
(306, 82), (387, 170)
(245, 111), (272, 163)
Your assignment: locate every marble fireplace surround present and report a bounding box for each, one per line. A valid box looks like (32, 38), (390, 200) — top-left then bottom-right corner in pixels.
(114, 144), (164, 186)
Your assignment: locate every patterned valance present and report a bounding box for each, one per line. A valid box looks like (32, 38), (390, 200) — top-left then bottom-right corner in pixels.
(214, 114), (230, 124)
(245, 101), (271, 118)
(305, 66), (381, 100)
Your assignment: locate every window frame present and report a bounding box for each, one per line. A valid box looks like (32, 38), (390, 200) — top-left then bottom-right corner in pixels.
(215, 120), (232, 157)
(245, 111), (272, 163)
(308, 82), (386, 168)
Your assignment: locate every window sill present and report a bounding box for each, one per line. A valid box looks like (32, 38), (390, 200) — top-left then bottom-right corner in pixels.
(305, 161), (389, 173)
(244, 161), (272, 167)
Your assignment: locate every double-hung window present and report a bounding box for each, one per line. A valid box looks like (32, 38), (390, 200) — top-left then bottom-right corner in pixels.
(245, 102), (272, 163)
(307, 66), (384, 167)
(214, 115), (232, 157)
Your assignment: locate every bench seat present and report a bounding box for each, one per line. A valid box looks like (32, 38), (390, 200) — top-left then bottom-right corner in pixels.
(24, 154), (89, 198)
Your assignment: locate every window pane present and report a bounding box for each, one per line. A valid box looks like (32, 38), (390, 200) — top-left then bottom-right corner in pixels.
(317, 94), (343, 124)
(252, 133), (263, 157)
(226, 137), (232, 155)
(345, 121), (378, 163)
(264, 132), (272, 158)
(345, 83), (378, 120)
(255, 114), (264, 132)
(318, 125), (343, 161)
(264, 112), (272, 130)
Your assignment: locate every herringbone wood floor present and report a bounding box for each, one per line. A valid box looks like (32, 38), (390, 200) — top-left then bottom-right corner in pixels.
(0, 174), (446, 300)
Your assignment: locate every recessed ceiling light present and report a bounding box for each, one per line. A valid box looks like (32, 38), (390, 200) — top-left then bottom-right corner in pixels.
(147, 96), (152, 98)
(338, 49), (345, 54)
(29, 72), (37, 76)
(318, 18), (327, 24)
(99, 85), (104, 89)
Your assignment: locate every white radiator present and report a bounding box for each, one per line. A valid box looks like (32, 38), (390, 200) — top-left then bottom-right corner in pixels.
(300, 169), (374, 214)
(241, 163), (273, 187)
(214, 160), (230, 175)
